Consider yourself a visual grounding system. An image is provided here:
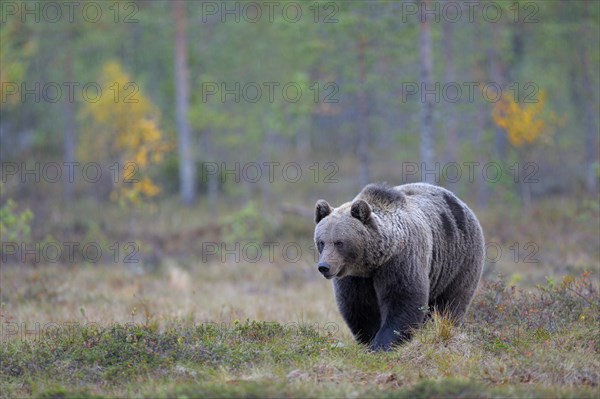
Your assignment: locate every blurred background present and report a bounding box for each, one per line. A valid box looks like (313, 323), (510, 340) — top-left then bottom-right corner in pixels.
(1, 0), (599, 326)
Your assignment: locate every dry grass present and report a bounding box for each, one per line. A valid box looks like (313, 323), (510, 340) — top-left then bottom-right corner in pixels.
(1, 261), (598, 398)
(1, 194), (598, 398)
(0, 259), (345, 334)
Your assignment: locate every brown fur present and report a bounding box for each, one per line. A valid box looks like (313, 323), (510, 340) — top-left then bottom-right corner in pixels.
(314, 183), (484, 351)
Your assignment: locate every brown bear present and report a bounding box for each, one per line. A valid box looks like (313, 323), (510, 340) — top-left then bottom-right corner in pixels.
(314, 182), (484, 351)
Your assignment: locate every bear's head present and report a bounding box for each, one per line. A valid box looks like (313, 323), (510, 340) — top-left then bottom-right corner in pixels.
(313, 198), (379, 279)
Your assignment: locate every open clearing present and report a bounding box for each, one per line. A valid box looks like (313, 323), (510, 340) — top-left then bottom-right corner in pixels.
(1, 261), (598, 398)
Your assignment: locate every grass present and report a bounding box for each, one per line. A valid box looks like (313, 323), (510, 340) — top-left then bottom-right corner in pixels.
(1, 194), (598, 398)
(1, 317), (598, 398)
(1, 264), (598, 398)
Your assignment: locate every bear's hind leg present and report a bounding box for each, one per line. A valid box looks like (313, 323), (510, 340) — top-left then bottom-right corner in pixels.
(333, 277), (381, 345)
(432, 261), (482, 322)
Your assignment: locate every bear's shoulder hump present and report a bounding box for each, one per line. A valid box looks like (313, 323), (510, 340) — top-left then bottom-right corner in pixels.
(358, 183), (406, 208)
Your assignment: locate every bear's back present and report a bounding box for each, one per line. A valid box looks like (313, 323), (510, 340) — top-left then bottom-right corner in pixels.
(355, 182), (481, 247)
(357, 183), (462, 214)
(395, 182), (449, 199)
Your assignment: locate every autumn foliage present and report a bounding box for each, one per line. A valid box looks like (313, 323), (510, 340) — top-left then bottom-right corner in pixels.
(492, 90), (548, 148)
(79, 61), (170, 206)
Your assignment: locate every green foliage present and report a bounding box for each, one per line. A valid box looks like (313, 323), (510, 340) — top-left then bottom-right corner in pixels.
(0, 16), (35, 107)
(222, 201), (273, 243)
(0, 189), (33, 243)
(1, 0), (598, 205)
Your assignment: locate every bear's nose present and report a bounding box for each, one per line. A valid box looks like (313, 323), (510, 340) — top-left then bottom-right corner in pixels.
(317, 262), (330, 275)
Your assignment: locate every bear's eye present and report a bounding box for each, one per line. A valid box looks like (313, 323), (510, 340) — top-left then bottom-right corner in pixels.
(317, 241), (324, 253)
(334, 241), (344, 248)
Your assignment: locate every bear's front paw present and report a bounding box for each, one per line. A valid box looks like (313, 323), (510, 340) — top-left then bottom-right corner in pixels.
(369, 339), (392, 352)
(370, 326), (406, 352)
(370, 333), (394, 352)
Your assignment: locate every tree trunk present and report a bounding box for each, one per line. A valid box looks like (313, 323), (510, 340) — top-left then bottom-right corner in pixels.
(260, 130), (275, 207)
(473, 14), (489, 209)
(581, 0), (599, 194)
(173, 0), (196, 205)
(63, 28), (76, 202)
(295, 129), (310, 163)
(419, 0), (435, 184)
(201, 130), (218, 218)
(442, 1), (457, 191)
(293, 104), (310, 163)
(356, 36), (370, 188)
(489, 17), (508, 161)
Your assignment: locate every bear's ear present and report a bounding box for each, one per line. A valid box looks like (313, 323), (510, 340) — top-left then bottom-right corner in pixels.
(351, 199), (372, 223)
(315, 200), (332, 224)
